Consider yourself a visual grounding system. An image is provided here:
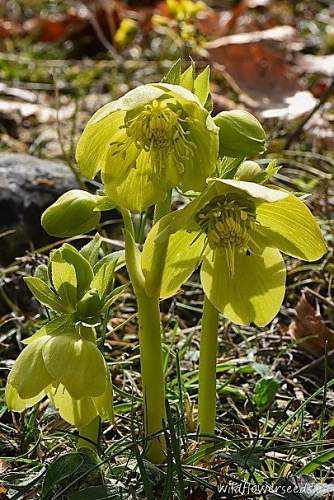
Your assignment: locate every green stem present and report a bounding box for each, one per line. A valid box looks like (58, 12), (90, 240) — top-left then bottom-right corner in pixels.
(198, 295), (219, 436)
(136, 292), (166, 463)
(77, 416), (100, 452)
(121, 205), (171, 463)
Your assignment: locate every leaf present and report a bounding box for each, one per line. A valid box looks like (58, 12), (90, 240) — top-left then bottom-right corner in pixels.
(24, 277), (68, 313)
(161, 59), (181, 85)
(94, 250), (126, 273)
(51, 250), (77, 309)
(90, 259), (117, 298)
(80, 234), (102, 266)
(253, 376), (281, 409)
(193, 66), (210, 105)
(94, 196), (116, 212)
(288, 292), (334, 357)
(103, 284), (128, 312)
(298, 447), (334, 475)
(61, 244), (94, 300)
(180, 63), (195, 91)
(41, 452), (84, 499)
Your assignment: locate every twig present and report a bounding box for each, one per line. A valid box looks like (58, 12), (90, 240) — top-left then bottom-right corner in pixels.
(284, 76), (334, 149)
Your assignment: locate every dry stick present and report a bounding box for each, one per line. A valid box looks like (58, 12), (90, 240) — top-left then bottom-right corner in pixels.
(284, 76), (334, 149)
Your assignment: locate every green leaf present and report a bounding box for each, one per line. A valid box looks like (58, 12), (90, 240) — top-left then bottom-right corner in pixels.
(217, 157), (244, 179)
(193, 66), (210, 105)
(51, 250), (78, 309)
(80, 233), (102, 266)
(180, 63), (195, 91)
(61, 244), (94, 300)
(253, 376), (281, 408)
(298, 447), (334, 475)
(201, 247), (286, 327)
(161, 59), (181, 85)
(41, 452), (84, 499)
(103, 284), (128, 312)
(94, 250), (126, 273)
(255, 194), (327, 261)
(24, 277), (68, 313)
(142, 213), (205, 299)
(91, 259), (116, 298)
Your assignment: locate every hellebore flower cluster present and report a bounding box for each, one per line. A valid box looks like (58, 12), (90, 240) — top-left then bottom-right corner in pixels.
(6, 326), (112, 428)
(6, 238), (125, 428)
(142, 171), (327, 326)
(76, 83), (219, 211)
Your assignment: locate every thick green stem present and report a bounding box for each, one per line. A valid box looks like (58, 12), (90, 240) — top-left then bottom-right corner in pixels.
(77, 416), (100, 452)
(121, 205), (170, 463)
(198, 295), (219, 436)
(136, 292), (166, 463)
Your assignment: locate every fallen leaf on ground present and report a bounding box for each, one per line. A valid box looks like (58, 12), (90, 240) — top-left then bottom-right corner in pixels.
(288, 292), (334, 357)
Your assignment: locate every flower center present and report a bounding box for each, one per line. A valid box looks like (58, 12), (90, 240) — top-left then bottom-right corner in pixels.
(127, 100), (179, 151)
(196, 195), (256, 275)
(112, 99), (195, 180)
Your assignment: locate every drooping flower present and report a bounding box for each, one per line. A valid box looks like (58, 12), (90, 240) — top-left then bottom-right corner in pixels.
(76, 83), (219, 211)
(5, 327), (113, 428)
(142, 178), (327, 326)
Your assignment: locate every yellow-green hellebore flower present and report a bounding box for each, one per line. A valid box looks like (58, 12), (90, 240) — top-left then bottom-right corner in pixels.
(142, 179), (327, 326)
(76, 84), (219, 211)
(5, 329), (113, 428)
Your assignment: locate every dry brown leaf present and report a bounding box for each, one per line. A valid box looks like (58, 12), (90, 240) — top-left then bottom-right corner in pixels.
(288, 292), (334, 357)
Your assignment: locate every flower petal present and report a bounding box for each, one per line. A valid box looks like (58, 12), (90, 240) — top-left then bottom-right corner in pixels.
(42, 335), (106, 399)
(201, 247), (286, 327)
(207, 178), (289, 203)
(76, 110), (125, 179)
(49, 385), (98, 428)
(142, 213), (205, 298)
(7, 337), (52, 399)
(256, 194), (327, 261)
(6, 383), (46, 412)
(103, 150), (166, 211)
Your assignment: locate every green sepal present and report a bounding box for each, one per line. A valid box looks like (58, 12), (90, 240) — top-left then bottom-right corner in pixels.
(24, 276), (69, 313)
(34, 264), (50, 284)
(142, 213), (205, 298)
(94, 196), (116, 212)
(255, 194), (327, 261)
(201, 247), (286, 327)
(42, 334), (107, 399)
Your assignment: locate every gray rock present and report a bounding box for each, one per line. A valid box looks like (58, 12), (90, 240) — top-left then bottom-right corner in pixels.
(0, 154), (78, 263)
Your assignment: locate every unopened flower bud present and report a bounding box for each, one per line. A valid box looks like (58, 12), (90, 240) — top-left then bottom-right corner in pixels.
(235, 161), (262, 181)
(41, 190), (100, 237)
(214, 110), (266, 158)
